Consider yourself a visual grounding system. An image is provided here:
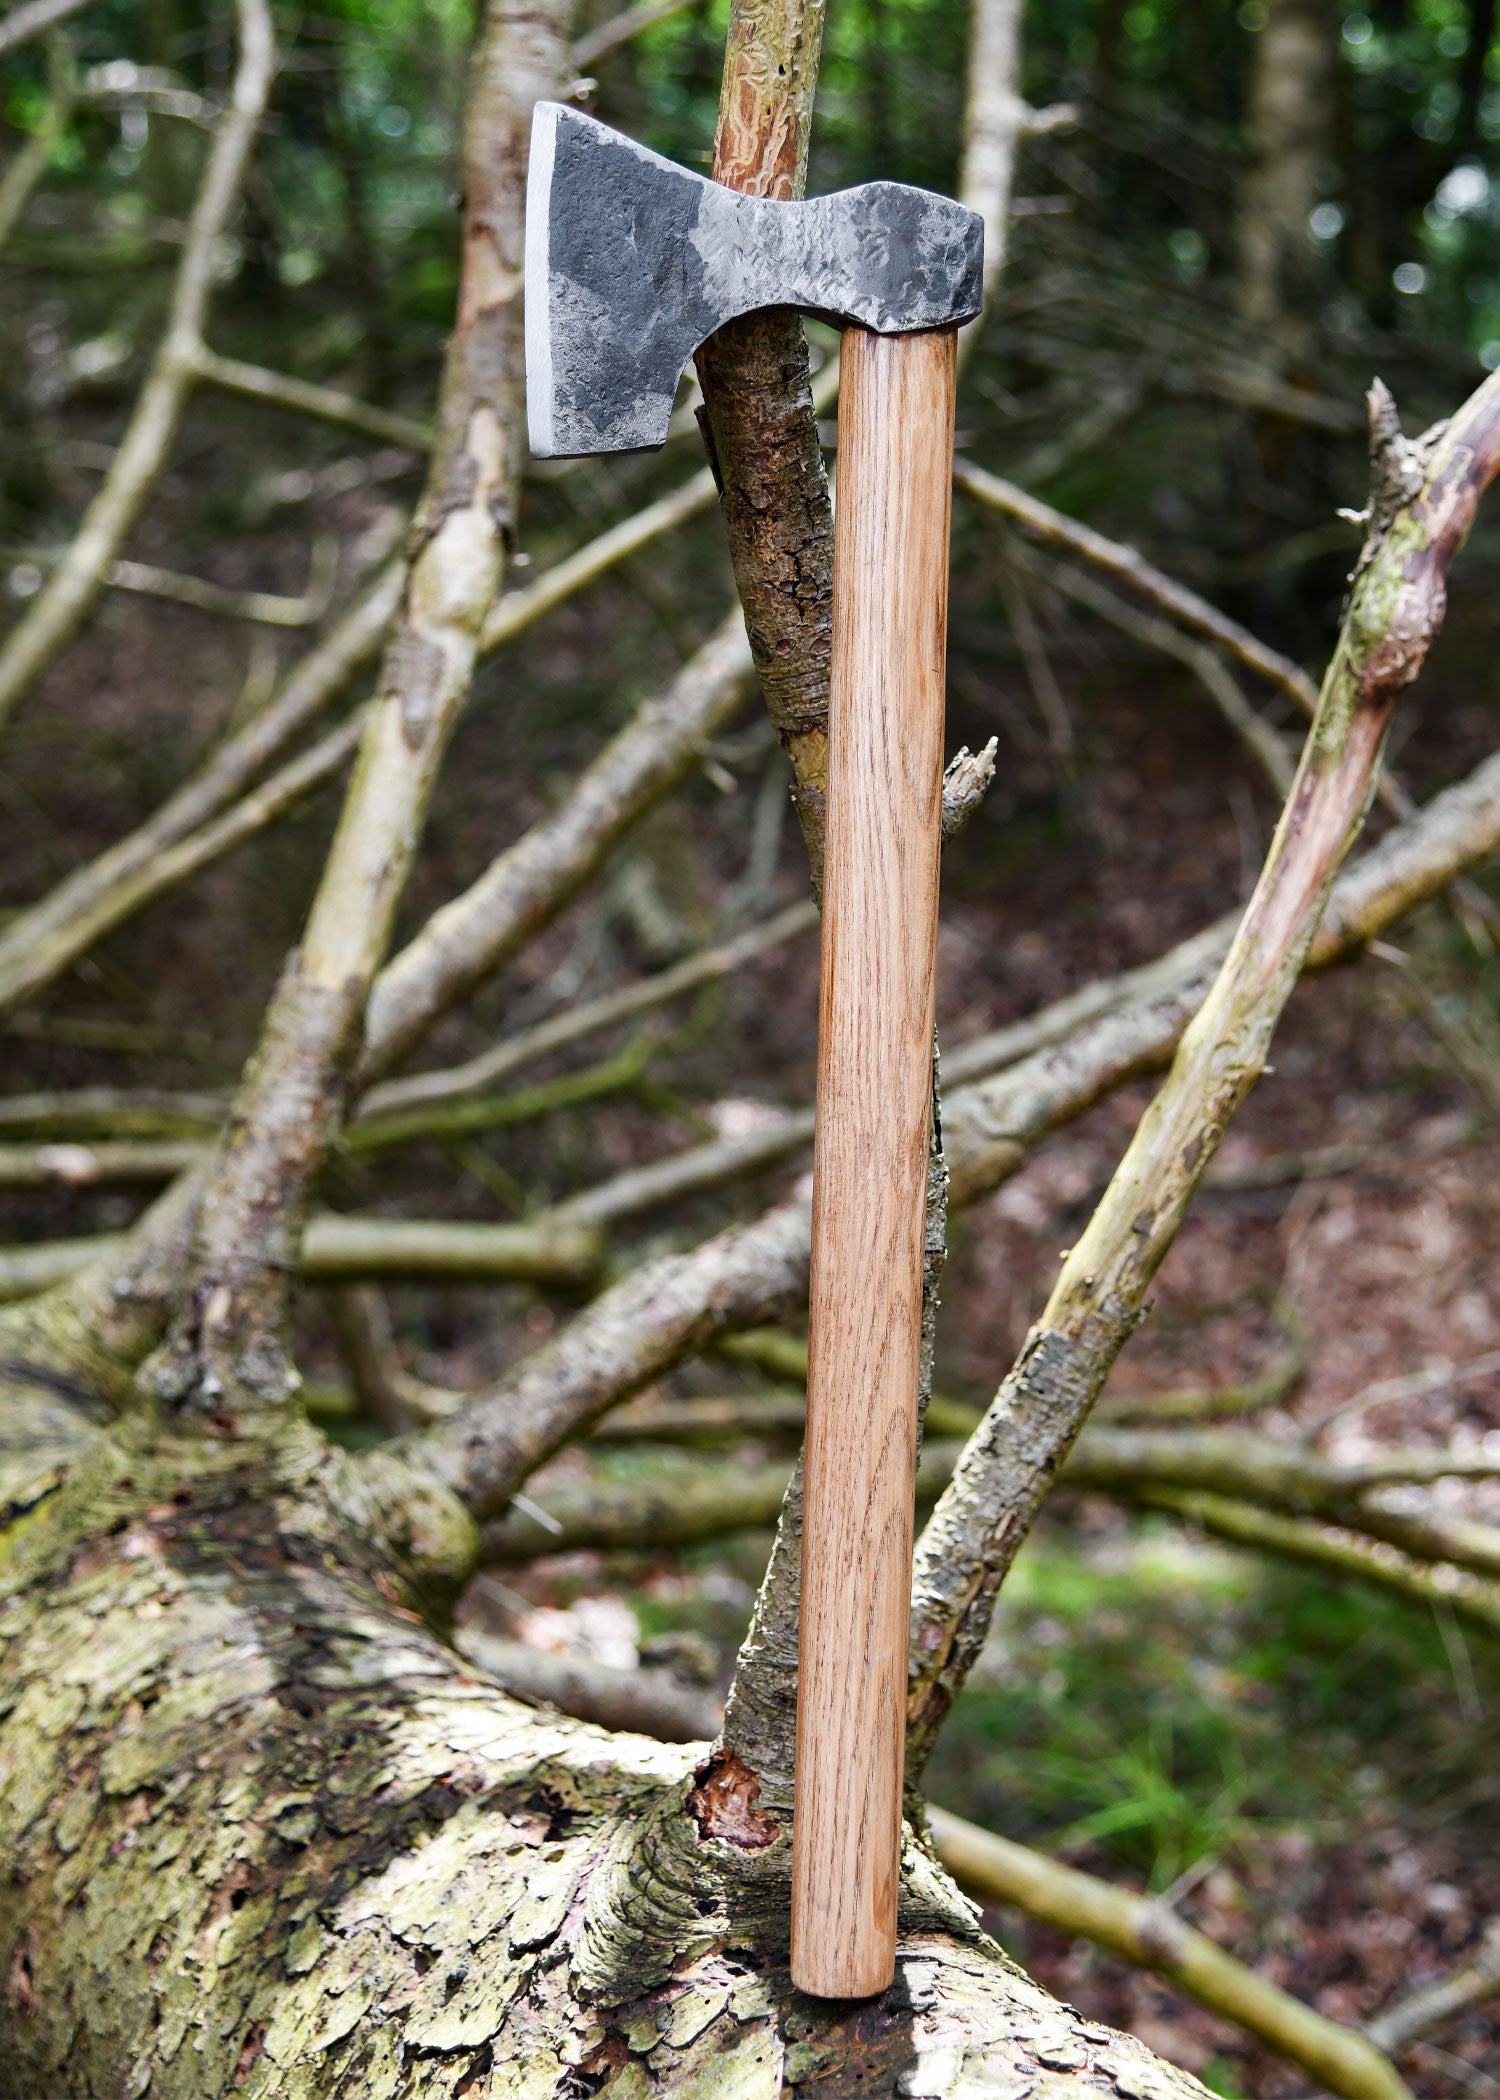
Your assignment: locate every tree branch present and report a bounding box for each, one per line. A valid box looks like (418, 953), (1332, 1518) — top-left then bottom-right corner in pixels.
(1139, 1490), (1500, 1638)
(0, 0), (275, 728)
(1366, 1925), (1500, 2054)
(191, 343), (432, 452)
(0, 463), (719, 1016)
(955, 455), (1321, 717)
(570, 0), (696, 68)
(928, 1808), (1411, 2100)
(138, 0), (575, 1420)
(693, 0), (833, 889)
(358, 897), (818, 1122)
(457, 1623), (722, 1742)
(358, 611), (757, 1082)
(0, 32), (74, 252)
(0, 1209), (601, 1302)
(367, 635), (1500, 1572)
(906, 374), (1500, 1777)
(0, 0), (91, 60)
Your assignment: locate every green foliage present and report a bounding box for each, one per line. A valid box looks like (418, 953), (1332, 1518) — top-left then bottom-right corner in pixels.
(925, 1521), (1500, 1889)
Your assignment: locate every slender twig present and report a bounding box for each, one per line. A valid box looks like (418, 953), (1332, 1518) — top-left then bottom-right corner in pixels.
(358, 898), (817, 1122)
(570, 0), (695, 68)
(138, 0), (576, 1421)
(955, 455), (1321, 717)
(0, 0), (92, 60)
(927, 1808), (1411, 2100)
(331, 1284), (464, 1430)
(347, 1032), (661, 1153)
(479, 466), (718, 651)
(0, 33), (74, 252)
(359, 610), (757, 1082)
(1025, 539), (1500, 946)
(1366, 1926), (1500, 2054)
(0, 1088), (227, 1139)
(472, 1429), (1500, 1566)
(0, 0), (276, 728)
(1023, 547), (1296, 794)
(0, 1211), (601, 1304)
(0, 1139), (206, 1187)
(908, 375), (1500, 1776)
(106, 539), (339, 628)
(0, 463), (720, 1014)
(1141, 1490), (1500, 1637)
(191, 342), (432, 452)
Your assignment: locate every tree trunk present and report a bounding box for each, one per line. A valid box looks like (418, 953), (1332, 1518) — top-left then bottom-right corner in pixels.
(0, 1360), (1209, 2100)
(1233, 0), (1335, 359)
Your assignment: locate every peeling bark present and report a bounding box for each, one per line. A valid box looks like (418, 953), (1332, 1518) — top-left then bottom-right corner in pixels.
(0, 1369), (1213, 2100)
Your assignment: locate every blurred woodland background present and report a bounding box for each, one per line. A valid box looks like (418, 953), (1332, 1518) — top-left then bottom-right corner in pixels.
(5, 0), (1500, 2094)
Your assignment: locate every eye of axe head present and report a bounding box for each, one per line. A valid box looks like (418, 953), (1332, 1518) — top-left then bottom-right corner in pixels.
(525, 101), (983, 460)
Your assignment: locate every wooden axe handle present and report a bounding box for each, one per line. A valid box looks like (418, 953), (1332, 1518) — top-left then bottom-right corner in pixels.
(792, 324), (956, 2000)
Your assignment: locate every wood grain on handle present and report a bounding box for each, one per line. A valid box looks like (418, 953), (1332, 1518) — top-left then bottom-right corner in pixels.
(792, 325), (957, 2000)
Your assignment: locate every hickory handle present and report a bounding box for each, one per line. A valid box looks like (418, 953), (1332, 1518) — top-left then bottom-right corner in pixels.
(791, 323), (958, 2001)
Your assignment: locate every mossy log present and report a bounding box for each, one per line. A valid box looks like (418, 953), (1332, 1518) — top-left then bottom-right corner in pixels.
(0, 1359), (1212, 2100)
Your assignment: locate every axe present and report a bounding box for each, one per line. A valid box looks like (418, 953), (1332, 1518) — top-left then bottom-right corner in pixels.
(525, 101), (982, 1999)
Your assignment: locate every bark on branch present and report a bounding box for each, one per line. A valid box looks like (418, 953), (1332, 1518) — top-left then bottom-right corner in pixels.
(138, 0), (574, 1421)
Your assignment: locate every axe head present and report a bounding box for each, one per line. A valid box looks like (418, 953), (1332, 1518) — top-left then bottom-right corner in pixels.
(525, 102), (983, 459)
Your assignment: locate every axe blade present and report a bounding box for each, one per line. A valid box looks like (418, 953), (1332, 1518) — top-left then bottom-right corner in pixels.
(525, 102), (983, 460)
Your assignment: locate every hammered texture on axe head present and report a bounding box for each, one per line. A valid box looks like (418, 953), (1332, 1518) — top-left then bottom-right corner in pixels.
(525, 102), (984, 459)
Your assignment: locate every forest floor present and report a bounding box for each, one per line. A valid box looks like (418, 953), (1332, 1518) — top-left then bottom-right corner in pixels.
(3, 384), (1500, 2098)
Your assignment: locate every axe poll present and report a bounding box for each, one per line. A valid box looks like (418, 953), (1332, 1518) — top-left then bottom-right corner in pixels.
(524, 101), (982, 1999)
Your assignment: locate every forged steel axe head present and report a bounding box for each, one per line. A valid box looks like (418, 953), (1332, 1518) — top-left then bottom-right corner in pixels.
(525, 101), (983, 459)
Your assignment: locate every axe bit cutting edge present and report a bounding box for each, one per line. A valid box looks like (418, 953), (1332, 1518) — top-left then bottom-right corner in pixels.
(524, 99), (983, 2000)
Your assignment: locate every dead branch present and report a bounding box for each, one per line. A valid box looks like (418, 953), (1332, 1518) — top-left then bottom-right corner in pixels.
(0, 461), (718, 1015)
(1366, 1925), (1500, 2054)
(358, 898), (818, 1122)
(0, 33), (73, 251)
(138, 0), (575, 1420)
(377, 701), (1500, 1551)
(907, 373), (1500, 1775)
(0, 1210), (601, 1303)
(1141, 1490), (1500, 1637)
(472, 1426), (1500, 1570)
(0, 0), (276, 729)
(456, 1624), (722, 1744)
(106, 540), (339, 627)
(570, 0), (696, 69)
(955, 456), (1320, 716)
(191, 343), (432, 452)
(480, 465), (719, 650)
(0, 1139), (206, 1187)
(358, 611), (757, 1082)
(1024, 547), (1297, 794)
(0, 0), (91, 60)
(540, 753), (996, 1231)
(347, 1034), (662, 1154)
(401, 1198), (815, 1522)
(0, 1088), (226, 1139)
(927, 1808), (1411, 2100)
(329, 1284), (464, 1431)
(1025, 539), (1500, 946)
